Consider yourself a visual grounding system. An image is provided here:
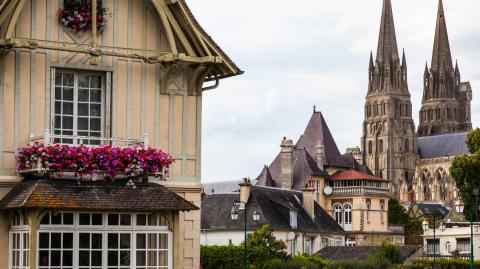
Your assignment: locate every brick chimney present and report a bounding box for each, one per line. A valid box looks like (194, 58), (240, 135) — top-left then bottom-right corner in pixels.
(239, 178), (251, 205)
(280, 137), (294, 189)
(316, 141), (326, 170)
(303, 181), (315, 219)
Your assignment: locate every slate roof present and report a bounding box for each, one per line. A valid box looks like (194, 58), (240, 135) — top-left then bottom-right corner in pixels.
(317, 245), (422, 261)
(256, 111), (366, 191)
(0, 179), (198, 212)
(415, 201), (449, 219)
(418, 132), (469, 158)
(201, 185), (344, 234)
(330, 169), (388, 182)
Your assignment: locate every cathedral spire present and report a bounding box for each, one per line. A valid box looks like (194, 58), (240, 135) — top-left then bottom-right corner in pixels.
(369, 51), (374, 70)
(401, 49), (407, 67)
(431, 0), (453, 72)
(376, 0), (399, 65)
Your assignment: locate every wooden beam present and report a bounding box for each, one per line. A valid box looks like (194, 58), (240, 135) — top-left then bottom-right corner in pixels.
(176, 1), (211, 55)
(151, 0), (178, 54)
(0, 0), (18, 25)
(162, 2), (196, 56)
(4, 0), (25, 39)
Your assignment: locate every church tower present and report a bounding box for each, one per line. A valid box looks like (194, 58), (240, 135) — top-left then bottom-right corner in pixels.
(418, 0), (473, 136)
(361, 0), (416, 200)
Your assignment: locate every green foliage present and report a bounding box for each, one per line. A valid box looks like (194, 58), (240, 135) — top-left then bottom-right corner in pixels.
(246, 225), (288, 269)
(265, 255), (328, 269)
(467, 128), (480, 154)
(451, 129), (480, 221)
(324, 259), (391, 269)
(200, 245), (243, 269)
(369, 241), (404, 265)
(412, 258), (480, 269)
(388, 199), (423, 245)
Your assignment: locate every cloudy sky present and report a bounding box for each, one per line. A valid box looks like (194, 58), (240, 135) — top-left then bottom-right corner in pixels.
(187, 0), (480, 183)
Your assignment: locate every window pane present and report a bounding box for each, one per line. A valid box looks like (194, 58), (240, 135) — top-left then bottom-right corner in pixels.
(159, 251), (168, 266)
(77, 118), (88, 131)
(90, 76), (101, 88)
(51, 233), (61, 248)
(148, 215), (157, 226)
(79, 89), (89, 102)
(63, 233), (73, 249)
(62, 102), (73, 115)
(54, 116), (62, 129)
(120, 234), (130, 249)
(147, 251), (157, 266)
(108, 214), (119, 226)
(78, 74), (89, 88)
(63, 250), (73, 266)
(78, 103), (89, 116)
(92, 214), (102, 226)
(92, 251), (102, 266)
(79, 213), (90, 225)
(55, 101), (62, 114)
(136, 251), (146, 266)
(79, 250), (89, 266)
(91, 118), (101, 131)
(137, 234), (146, 249)
(91, 89), (101, 102)
(39, 251), (49, 266)
(120, 251), (130, 266)
(63, 213), (73, 225)
(51, 250), (61, 266)
(55, 87), (62, 100)
(120, 214), (131, 226)
(52, 213), (62, 225)
(63, 88), (73, 101)
(40, 214), (50, 225)
(108, 234), (118, 248)
(55, 73), (62, 85)
(159, 234), (168, 249)
(137, 214), (146, 226)
(90, 104), (101, 117)
(39, 233), (49, 248)
(108, 251), (118, 266)
(148, 234), (157, 249)
(79, 233), (90, 248)
(63, 73), (74, 87)
(62, 116), (73, 129)
(92, 234), (102, 249)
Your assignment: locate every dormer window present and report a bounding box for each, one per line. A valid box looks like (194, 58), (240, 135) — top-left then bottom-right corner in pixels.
(53, 70), (108, 145)
(289, 210), (297, 229)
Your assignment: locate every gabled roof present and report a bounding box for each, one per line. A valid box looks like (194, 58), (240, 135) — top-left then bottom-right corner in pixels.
(317, 245), (422, 261)
(0, 179), (198, 212)
(376, 0), (399, 65)
(431, 0), (453, 72)
(201, 186), (344, 234)
(418, 132), (469, 158)
(255, 165), (276, 188)
(414, 201), (449, 219)
(330, 169), (388, 182)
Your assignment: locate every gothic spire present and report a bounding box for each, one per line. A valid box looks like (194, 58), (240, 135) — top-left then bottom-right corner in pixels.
(376, 0), (399, 65)
(424, 61), (429, 76)
(431, 0), (453, 72)
(369, 51), (374, 70)
(401, 49), (407, 67)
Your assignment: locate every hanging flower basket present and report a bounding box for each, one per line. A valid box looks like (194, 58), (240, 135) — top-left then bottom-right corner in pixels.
(16, 143), (174, 180)
(58, 0), (108, 35)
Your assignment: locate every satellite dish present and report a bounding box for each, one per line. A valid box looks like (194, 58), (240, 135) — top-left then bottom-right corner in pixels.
(324, 186), (333, 196)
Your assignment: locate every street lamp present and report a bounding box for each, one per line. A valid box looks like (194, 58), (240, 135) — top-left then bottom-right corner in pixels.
(231, 202), (261, 269)
(424, 208), (438, 269)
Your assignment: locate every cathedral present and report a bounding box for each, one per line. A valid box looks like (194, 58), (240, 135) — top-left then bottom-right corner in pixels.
(360, 0), (473, 203)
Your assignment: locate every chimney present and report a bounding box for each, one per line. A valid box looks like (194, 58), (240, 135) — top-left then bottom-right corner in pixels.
(239, 178), (251, 205)
(280, 137), (294, 189)
(303, 181), (315, 219)
(316, 141), (326, 170)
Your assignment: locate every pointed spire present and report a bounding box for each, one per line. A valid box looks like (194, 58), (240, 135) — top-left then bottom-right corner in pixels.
(455, 59), (460, 73)
(424, 61), (429, 76)
(431, 0), (453, 71)
(401, 48), (407, 67)
(376, 0), (399, 65)
(369, 51), (374, 70)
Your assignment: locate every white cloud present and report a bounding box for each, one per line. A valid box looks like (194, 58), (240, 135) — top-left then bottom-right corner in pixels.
(186, 0), (480, 182)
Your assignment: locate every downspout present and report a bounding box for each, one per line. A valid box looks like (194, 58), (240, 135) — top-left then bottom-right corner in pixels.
(202, 77), (220, 92)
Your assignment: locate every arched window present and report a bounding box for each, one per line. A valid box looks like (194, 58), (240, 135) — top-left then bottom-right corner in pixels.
(366, 104), (371, 118)
(428, 109), (434, 121)
(366, 199), (371, 222)
(380, 200), (385, 224)
(344, 205), (352, 225)
(373, 103), (378, 117)
(436, 108), (441, 121)
(447, 107), (451, 120)
(378, 139), (383, 153)
(382, 103), (386, 115)
(368, 141), (373, 154)
(334, 205), (343, 224)
(405, 138), (409, 152)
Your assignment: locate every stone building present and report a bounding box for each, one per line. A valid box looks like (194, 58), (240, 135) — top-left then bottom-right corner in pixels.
(0, 1), (241, 268)
(360, 0), (474, 204)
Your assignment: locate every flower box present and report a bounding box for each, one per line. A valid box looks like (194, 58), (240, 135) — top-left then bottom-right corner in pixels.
(16, 143), (174, 180)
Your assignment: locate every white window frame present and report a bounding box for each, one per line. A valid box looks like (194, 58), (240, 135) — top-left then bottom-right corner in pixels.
(50, 68), (111, 144)
(9, 213), (30, 269)
(36, 212), (173, 269)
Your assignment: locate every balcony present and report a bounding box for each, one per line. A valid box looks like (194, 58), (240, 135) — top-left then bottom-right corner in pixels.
(17, 129), (172, 181)
(331, 187), (390, 196)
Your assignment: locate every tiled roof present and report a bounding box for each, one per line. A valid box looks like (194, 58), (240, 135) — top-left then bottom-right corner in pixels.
(418, 132), (469, 158)
(330, 169), (388, 182)
(201, 185), (344, 234)
(255, 165), (276, 188)
(202, 180), (258, 195)
(0, 179), (198, 212)
(317, 245), (422, 261)
(414, 201), (449, 219)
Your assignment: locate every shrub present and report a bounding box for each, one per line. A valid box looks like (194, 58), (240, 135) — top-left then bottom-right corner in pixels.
(200, 245), (243, 269)
(324, 259), (391, 269)
(412, 258), (480, 269)
(369, 241), (404, 264)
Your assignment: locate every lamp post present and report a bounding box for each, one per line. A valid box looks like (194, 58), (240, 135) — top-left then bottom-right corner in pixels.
(231, 202), (260, 269)
(423, 208), (438, 269)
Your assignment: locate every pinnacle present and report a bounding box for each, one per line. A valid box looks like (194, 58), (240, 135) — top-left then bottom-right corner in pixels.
(376, 0), (399, 65)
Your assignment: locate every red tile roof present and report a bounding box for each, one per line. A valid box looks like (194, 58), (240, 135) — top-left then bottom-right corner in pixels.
(330, 170), (388, 181)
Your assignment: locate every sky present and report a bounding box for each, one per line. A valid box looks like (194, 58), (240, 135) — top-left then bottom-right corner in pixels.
(187, 0), (480, 183)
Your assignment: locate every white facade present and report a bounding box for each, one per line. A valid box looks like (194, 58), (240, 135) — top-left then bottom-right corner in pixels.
(423, 222), (480, 258)
(201, 230), (344, 255)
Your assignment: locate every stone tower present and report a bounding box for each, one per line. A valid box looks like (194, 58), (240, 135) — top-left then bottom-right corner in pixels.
(361, 0), (416, 200)
(418, 0), (473, 136)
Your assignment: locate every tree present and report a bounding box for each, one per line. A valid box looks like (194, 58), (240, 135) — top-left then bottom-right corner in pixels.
(451, 128), (480, 221)
(246, 225), (287, 269)
(388, 199), (423, 245)
(369, 241), (404, 265)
